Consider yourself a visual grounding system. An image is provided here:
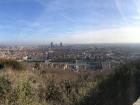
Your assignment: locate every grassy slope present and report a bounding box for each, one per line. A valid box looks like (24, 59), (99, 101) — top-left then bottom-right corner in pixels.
(79, 60), (140, 105)
(1, 59), (140, 105)
(0, 61), (98, 105)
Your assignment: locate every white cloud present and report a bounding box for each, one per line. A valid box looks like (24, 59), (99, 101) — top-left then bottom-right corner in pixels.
(51, 26), (140, 43)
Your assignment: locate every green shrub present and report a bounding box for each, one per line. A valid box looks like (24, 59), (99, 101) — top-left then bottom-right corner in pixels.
(78, 60), (140, 105)
(17, 81), (33, 105)
(0, 77), (11, 104)
(7, 88), (19, 105)
(5, 81), (34, 105)
(46, 80), (63, 102)
(0, 59), (23, 70)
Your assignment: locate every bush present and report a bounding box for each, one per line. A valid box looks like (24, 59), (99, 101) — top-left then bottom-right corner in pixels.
(43, 79), (64, 103)
(0, 59), (23, 70)
(78, 60), (140, 105)
(6, 81), (34, 105)
(0, 77), (11, 104)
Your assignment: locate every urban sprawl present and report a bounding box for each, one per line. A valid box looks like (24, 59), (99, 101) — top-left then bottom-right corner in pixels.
(0, 43), (140, 71)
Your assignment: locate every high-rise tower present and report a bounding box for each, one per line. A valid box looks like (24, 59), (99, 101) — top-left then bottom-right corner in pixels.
(60, 42), (63, 47)
(50, 42), (53, 48)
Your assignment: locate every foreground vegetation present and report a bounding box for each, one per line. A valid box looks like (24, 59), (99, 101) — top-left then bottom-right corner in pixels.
(79, 60), (140, 105)
(0, 59), (23, 70)
(0, 60), (98, 105)
(0, 59), (140, 105)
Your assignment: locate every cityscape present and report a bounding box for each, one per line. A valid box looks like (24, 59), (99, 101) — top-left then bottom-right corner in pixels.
(0, 0), (140, 105)
(1, 43), (140, 72)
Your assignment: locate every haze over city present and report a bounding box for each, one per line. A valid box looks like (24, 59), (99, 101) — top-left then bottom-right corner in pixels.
(0, 0), (140, 44)
(1, 1), (140, 105)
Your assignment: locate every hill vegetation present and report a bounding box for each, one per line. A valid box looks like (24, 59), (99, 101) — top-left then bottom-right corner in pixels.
(0, 59), (23, 70)
(79, 60), (140, 105)
(0, 59), (97, 105)
(0, 59), (140, 105)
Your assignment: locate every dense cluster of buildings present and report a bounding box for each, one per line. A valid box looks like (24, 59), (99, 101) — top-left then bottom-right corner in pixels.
(0, 43), (140, 71)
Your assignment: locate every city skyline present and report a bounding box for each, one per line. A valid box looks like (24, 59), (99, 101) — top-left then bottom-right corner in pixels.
(0, 0), (140, 43)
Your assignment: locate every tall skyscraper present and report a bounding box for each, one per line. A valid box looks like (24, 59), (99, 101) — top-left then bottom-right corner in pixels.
(60, 42), (63, 47)
(50, 42), (53, 48)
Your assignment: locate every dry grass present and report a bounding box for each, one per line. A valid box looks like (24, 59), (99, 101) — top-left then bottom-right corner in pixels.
(0, 66), (98, 105)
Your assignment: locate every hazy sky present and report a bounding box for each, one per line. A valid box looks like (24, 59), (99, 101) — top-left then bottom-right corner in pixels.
(0, 0), (140, 43)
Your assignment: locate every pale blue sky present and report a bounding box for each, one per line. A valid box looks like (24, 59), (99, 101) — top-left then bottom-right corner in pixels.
(0, 0), (140, 43)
